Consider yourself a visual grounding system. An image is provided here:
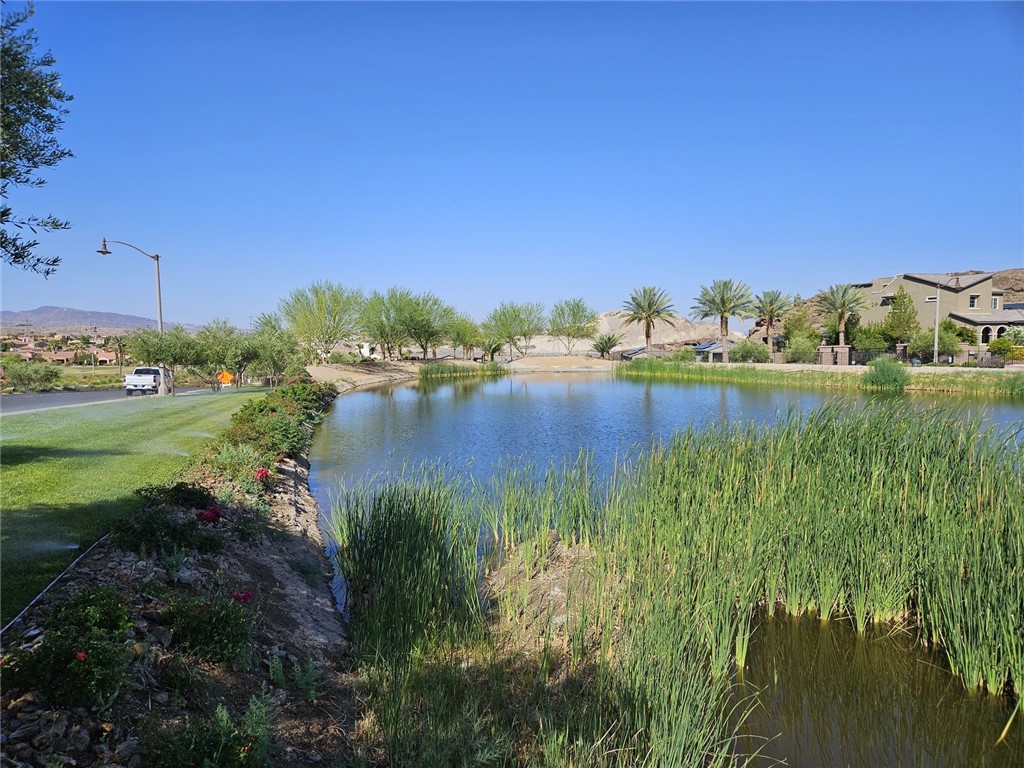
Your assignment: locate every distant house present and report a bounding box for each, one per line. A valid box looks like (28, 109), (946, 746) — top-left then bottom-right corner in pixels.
(855, 272), (1024, 344)
(694, 339), (736, 363)
(39, 350), (77, 365)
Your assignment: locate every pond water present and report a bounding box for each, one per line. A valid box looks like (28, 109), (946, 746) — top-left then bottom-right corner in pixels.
(309, 373), (1024, 766)
(309, 374), (1023, 487)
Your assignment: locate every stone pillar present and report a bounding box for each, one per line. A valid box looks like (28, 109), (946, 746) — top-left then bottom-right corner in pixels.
(817, 345), (851, 365)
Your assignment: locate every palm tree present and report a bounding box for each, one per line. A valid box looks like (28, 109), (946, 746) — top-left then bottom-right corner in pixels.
(691, 279), (755, 363)
(622, 287), (675, 354)
(753, 290), (793, 355)
(818, 283), (869, 347)
(592, 333), (623, 360)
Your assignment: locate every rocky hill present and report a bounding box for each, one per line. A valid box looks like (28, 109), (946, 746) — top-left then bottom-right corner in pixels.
(994, 267), (1024, 303)
(0, 306), (158, 333)
(526, 311), (731, 356)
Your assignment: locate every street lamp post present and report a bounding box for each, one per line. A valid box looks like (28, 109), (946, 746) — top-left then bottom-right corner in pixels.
(97, 238), (167, 394)
(933, 275), (961, 364)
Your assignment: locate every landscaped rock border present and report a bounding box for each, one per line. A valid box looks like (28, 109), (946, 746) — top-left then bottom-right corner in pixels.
(1, 365), (420, 767)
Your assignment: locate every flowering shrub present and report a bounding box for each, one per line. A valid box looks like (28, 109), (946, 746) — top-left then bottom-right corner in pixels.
(3, 587), (131, 706)
(221, 379), (336, 460)
(145, 690), (274, 768)
(113, 505), (224, 557)
(254, 468), (270, 483)
(232, 590), (254, 604)
(196, 506), (222, 524)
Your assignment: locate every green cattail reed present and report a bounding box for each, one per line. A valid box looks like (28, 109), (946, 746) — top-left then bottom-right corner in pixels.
(418, 361), (508, 381)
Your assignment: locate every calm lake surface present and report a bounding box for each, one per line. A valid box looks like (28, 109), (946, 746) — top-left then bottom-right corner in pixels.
(309, 373), (1024, 767)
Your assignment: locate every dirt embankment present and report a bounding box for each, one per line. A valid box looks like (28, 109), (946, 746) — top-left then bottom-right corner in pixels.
(0, 366), (422, 767)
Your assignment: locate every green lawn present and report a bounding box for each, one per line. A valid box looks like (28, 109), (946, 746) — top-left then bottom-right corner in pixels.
(0, 388), (263, 624)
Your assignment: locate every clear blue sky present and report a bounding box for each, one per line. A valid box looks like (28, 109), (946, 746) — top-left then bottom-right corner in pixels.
(3, 0), (1022, 328)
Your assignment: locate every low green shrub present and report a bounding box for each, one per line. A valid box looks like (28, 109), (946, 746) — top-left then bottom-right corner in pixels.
(135, 482), (216, 510)
(1, 359), (61, 391)
(730, 339), (770, 363)
(862, 357), (911, 392)
(784, 337), (819, 364)
(268, 655), (286, 688)
(146, 690), (274, 768)
(664, 346), (697, 363)
(292, 656), (322, 702)
(167, 596), (256, 664)
(3, 587), (132, 707)
(215, 443), (263, 480)
(987, 337), (1014, 357)
(113, 505), (225, 558)
(328, 351), (360, 364)
(160, 652), (209, 699)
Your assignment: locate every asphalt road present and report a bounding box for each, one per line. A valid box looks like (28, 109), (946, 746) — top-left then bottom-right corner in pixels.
(0, 387), (206, 415)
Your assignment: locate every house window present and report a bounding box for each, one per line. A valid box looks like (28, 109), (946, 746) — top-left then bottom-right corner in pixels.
(991, 297), (999, 310)
(969, 295), (979, 309)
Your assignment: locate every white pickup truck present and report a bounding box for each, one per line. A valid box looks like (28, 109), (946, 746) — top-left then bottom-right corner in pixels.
(124, 366), (173, 396)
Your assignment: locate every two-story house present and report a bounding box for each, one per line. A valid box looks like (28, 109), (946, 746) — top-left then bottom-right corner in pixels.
(855, 272), (1024, 344)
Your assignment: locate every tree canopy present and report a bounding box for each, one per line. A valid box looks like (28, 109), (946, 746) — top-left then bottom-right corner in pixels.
(817, 283), (868, 347)
(481, 302), (546, 359)
(622, 287), (675, 354)
(278, 281), (363, 364)
(752, 290), (792, 351)
(881, 287), (921, 345)
(1, 3), (74, 277)
(548, 298), (598, 355)
(400, 292), (455, 360)
(361, 287), (413, 361)
(691, 279), (754, 363)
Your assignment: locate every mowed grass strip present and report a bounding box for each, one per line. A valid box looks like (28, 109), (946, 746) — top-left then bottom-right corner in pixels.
(0, 389), (262, 623)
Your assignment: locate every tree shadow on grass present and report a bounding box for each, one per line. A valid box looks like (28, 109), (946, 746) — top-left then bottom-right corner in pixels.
(0, 493), (142, 625)
(0, 444), (129, 467)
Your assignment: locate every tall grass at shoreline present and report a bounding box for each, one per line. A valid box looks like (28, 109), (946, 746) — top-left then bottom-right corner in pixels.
(418, 361), (508, 381)
(328, 401), (1022, 764)
(617, 358), (1024, 397)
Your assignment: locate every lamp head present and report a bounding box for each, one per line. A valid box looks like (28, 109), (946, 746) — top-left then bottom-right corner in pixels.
(96, 238), (112, 256)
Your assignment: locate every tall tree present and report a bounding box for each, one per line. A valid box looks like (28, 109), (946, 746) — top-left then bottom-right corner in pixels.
(400, 292), (454, 360)
(782, 296), (819, 345)
(818, 283), (869, 347)
(124, 325), (191, 369)
(753, 289), (793, 353)
(548, 298), (599, 355)
(481, 301), (546, 359)
(691, 279), (754, 363)
(447, 312), (480, 360)
(622, 286), (675, 354)
(881, 286), (920, 345)
(189, 319), (245, 389)
(1, 4), (74, 277)
(361, 287), (412, 360)
(250, 313), (301, 387)
(278, 281), (364, 364)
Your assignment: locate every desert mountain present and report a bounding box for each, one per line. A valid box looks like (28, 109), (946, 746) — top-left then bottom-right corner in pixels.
(0, 306), (159, 333)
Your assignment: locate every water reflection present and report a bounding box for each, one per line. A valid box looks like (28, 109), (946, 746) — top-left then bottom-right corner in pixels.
(311, 375), (1023, 491)
(309, 374), (1024, 767)
(736, 614), (1022, 767)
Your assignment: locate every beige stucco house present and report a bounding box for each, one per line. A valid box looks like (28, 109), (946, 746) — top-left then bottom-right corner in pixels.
(855, 272), (1024, 344)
